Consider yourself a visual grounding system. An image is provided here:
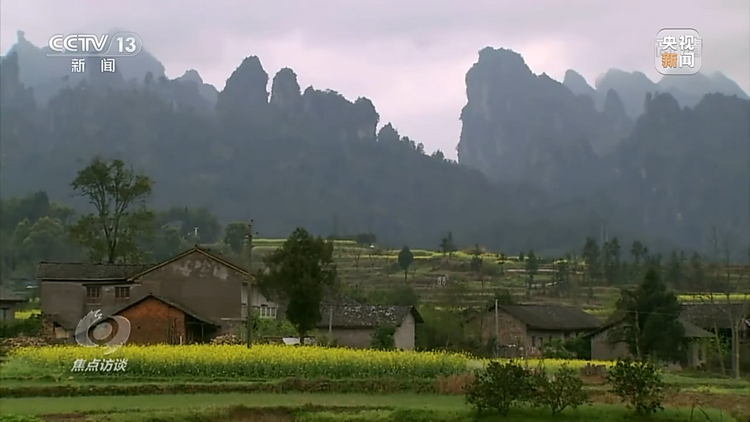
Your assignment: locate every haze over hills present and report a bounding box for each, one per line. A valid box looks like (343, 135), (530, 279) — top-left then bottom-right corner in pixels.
(1, 33), (748, 256)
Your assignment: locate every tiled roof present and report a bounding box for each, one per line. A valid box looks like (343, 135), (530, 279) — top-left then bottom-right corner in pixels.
(0, 286), (25, 302)
(317, 304), (423, 329)
(681, 303), (750, 330)
(37, 262), (151, 281)
(110, 294), (218, 326)
(497, 304), (602, 331)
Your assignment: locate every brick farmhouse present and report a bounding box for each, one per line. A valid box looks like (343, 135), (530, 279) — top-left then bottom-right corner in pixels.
(38, 247), (421, 349)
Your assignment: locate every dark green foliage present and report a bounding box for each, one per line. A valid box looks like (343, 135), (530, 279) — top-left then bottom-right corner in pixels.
(0, 415), (44, 422)
(541, 338), (574, 359)
(608, 267), (686, 362)
(223, 222), (248, 255)
(464, 360), (535, 416)
(256, 228), (338, 340)
(607, 359), (665, 415)
(562, 336), (592, 360)
(69, 157), (155, 264)
(353, 232), (377, 246)
(531, 364), (589, 415)
(0, 316), (42, 339)
(370, 324), (396, 350)
(398, 246), (414, 282)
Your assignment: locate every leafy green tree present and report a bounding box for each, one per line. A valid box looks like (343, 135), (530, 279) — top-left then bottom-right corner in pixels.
(158, 207), (222, 243)
(397, 245), (414, 282)
(69, 157), (155, 263)
(608, 267), (686, 362)
(687, 252), (705, 290)
(150, 226), (185, 261)
(223, 222), (248, 255)
(665, 250), (685, 289)
(353, 232), (376, 246)
(439, 232), (456, 259)
(582, 237), (600, 295)
(525, 249), (539, 295)
(602, 237), (622, 285)
(470, 244), (483, 273)
(21, 217), (67, 262)
(256, 227), (338, 341)
(370, 324), (396, 350)
(630, 240), (645, 280)
(553, 259), (571, 297)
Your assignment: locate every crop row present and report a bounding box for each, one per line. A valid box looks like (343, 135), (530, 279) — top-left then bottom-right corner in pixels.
(1, 344), (610, 380)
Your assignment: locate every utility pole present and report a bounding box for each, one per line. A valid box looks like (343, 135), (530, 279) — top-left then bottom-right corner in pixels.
(246, 220), (254, 348)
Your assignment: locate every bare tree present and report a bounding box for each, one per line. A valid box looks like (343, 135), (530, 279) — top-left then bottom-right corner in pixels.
(697, 228), (750, 378)
(350, 246), (363, 272)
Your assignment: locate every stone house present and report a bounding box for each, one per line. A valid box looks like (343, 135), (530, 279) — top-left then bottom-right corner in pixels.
(37, 246), (422, 349)
(590, 318), (713, 368)
(479, 304), (601, 355)
(38, 247), (277, 344)
(317, 303), (423, 350)
(681, 303), (750, 366)
(0, 288), (26, 321)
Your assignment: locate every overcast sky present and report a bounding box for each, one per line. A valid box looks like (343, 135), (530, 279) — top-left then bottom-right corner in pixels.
(2, 1), (748, 158)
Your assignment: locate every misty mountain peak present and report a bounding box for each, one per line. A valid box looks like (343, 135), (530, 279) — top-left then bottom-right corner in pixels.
(473, 47), (533, 80)
(603, 89), (627, 116)
(221, 56), (269, 107)
(179, 70), (204, 84)
(563, 69), (595, 97)
(270, 67), (301, 109)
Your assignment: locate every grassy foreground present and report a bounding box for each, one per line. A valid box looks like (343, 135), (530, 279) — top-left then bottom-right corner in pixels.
(0, 393), (739, 422)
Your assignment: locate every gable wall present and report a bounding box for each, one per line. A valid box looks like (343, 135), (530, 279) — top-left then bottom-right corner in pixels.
(480, 309), (527, 346)
(133, 252), (245, 330)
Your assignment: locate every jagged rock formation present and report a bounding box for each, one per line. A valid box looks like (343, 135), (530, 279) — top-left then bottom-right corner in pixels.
(176, 70), (219, 105)
(270, 67), (302, 111)
(563, 70), (596, 98)
(587, 69), (749, 118)
(456, 47), (631, 195)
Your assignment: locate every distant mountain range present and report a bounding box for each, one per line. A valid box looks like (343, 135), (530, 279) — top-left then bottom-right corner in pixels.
(1, 32), (748, 256)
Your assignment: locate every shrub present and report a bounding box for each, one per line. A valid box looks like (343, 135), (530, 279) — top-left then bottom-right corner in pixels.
(531, 364), (589, 415)
(370, 324), (396, 350)
(607, 359), (665, 415)
(465, 360), (535, 416)
(0, 317), (42, 339)
(0, 416), (44, 422)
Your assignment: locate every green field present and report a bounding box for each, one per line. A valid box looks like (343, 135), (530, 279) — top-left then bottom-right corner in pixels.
(0, 393), (742, 422)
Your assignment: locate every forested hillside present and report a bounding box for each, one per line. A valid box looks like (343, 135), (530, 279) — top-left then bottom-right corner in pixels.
(1, 39), (748, 257)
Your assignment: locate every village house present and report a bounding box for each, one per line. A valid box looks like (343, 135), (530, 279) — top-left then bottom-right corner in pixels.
(317, 302), (423, 350)
(589, 317), (714, 368)
(0, 288), (26, 321)
(478, 304), (601, 355)
(681, 303), (750, 366)
(37, 246), (422, 348)
(38, 247), (277, 344)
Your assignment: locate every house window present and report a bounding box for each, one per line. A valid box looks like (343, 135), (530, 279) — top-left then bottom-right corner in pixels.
(115, 287), (130, 300)
(86, 286), (101, 304)
(257, 305), (277, 319)
(697, 346), (703, 361)
(1, 308), (8, 320)
(531, 336), (536, 347)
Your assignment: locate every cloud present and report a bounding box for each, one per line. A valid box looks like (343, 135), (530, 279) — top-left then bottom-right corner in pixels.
(2, 0), (748, 158)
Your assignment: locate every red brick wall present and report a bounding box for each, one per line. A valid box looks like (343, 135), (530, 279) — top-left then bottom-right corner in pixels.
(118, 297), (185, 345)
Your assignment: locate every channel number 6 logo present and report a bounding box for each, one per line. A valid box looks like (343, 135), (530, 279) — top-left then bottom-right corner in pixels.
(75, 310), (130, 354)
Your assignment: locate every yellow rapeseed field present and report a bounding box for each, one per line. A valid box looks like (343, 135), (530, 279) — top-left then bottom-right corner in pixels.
(2, 344), (471, 379)
(2, 344), (611, 380)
